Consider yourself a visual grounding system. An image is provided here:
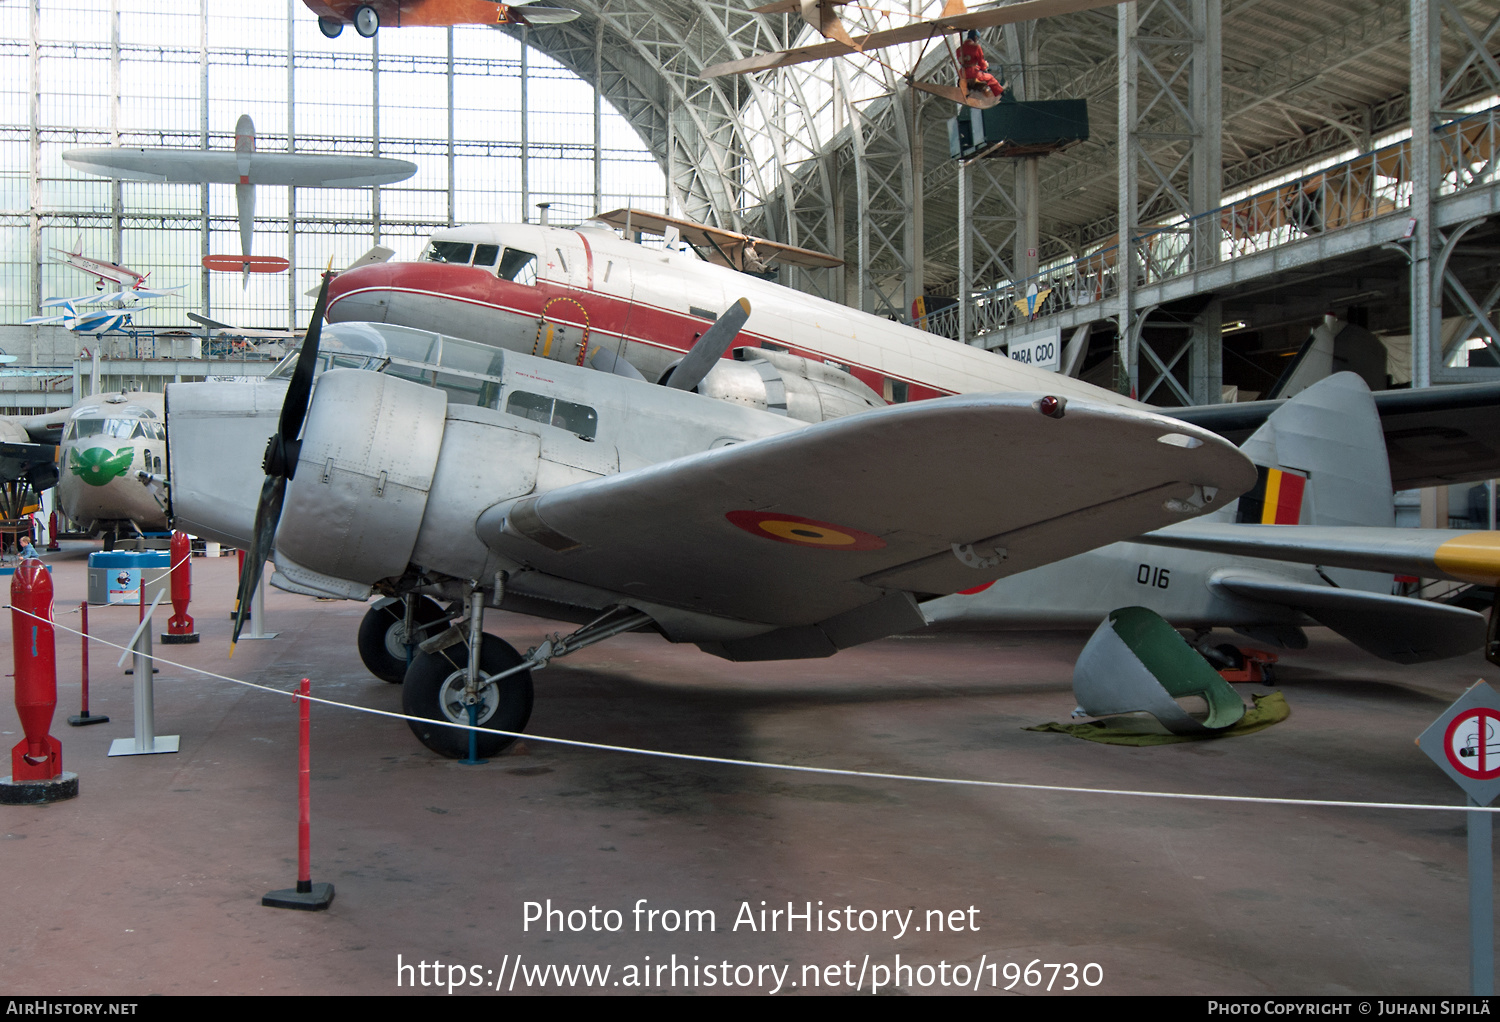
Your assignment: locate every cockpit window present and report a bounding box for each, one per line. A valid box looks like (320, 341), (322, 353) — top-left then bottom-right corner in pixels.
(497, 248), (537, 286)
(425, 241), (474, 264)
(473, 244), (499, 267)
(504, 391), (597, 440)
(68, 417), (153, 441)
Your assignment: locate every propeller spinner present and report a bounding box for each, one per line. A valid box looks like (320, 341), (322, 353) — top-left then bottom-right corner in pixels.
(230, 269), (331, 653)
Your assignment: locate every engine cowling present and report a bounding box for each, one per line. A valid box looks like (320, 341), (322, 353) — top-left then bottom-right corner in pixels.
(273, 369), (542, 598)
(690, 347), (885, 423)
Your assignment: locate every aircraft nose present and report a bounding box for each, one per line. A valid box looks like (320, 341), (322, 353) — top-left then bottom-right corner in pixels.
(326, 263), (394, 324)
(166, 378), (288, 547)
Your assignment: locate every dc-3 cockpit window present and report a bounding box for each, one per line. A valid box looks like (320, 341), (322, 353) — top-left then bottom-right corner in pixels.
(504, 391), (597, 441)
(424, 241), (474, 264)
(496, 248), (537, 286)
(473, 244), (499, 268)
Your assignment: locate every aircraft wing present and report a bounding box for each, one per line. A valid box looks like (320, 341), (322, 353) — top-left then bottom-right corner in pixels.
(1137, 522), (1500, 585)
(476, 394), (1255, 634)
(701, 0), (1120, 77)
(1208, 571), (1484, 664)
(62, 148), (417, 188)
(594, 208), (844, 268)
(1172, 381), (1500, 489)
(0, 439), (59, 488)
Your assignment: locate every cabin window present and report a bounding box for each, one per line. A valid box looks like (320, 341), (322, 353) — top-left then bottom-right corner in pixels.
(435, 372), (486, 407)
(497, 248), (537, 286)
(425, 241), (474, 264)
(473, 244), (499, 267)
(504, 390), (598, 441)
(887, 379), (909, 403)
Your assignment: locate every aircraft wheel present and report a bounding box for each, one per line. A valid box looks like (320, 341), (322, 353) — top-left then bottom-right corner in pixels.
(1214, 643), (1246, 671)
(353, 5), (379, 37)
(318, 16), (344, 38)
(402, 634), (533, 759)
(357, 596), (447, 683)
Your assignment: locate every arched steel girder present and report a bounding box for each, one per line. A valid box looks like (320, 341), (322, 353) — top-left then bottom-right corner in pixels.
(501, 2), (840, 263)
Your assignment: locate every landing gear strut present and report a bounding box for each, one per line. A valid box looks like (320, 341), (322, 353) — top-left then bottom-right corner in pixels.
(403, 585), (533, 759)
(400, 586), (651, 759)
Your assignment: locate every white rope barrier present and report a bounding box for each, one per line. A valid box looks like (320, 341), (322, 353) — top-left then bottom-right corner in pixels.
(7, 600), (1494, 816)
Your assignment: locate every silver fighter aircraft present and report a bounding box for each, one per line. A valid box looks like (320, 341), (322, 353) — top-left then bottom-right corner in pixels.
(166, 279), (1257, 758)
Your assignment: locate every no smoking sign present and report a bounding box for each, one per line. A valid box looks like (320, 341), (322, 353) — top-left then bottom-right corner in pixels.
(1419, 681), (1500, 805)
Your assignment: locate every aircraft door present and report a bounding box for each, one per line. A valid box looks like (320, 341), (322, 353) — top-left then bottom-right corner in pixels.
(595, 252), (639, 375)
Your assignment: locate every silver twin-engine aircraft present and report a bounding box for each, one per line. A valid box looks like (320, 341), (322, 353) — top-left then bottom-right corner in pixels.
(166, 276), (1257, 758)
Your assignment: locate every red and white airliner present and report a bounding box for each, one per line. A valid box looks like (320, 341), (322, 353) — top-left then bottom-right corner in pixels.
(325, 213), (1131, 410)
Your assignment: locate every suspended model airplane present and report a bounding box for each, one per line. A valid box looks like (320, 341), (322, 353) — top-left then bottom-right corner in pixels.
(62, 116), (417, 285)
(326, 214), (1500, 488)
(22, 288), (180, 334)
(52, 241), (156, 292)
(166, 275), (1256, 758)
(303, 0), (580, 38)
(700, 0), (1121, 86)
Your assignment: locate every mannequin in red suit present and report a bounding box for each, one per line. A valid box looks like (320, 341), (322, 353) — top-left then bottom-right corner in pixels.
(958, 29), (1004, 99)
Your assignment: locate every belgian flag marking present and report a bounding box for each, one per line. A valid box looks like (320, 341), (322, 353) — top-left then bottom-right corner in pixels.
(1235, 466), (1307, 525)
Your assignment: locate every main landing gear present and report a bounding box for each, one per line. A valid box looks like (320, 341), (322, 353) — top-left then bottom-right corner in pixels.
(392, 581), (652, 759)
(357, 595), (448, 684)
(318, 16), (343, 38)
(353, 5), (379, 37)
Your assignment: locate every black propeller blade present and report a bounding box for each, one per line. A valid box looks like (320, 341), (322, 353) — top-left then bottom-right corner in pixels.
(231, 269), (332, 653)
(663, 298), (751, 392)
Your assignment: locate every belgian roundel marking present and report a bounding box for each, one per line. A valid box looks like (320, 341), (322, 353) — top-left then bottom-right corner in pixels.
(725, 510), (886, 551)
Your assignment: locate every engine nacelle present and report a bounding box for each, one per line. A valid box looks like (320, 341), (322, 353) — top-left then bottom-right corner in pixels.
(276, 370), (447, 597)
(692, 347), (885, 423)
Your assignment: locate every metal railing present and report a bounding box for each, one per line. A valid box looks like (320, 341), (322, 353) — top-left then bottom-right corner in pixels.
(920, 106), (1500, 347)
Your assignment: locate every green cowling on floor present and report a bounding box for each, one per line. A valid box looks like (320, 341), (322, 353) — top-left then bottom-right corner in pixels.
(1069, 606), (1249, 735)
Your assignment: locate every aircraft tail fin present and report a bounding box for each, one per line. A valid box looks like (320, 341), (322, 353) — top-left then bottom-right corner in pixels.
(1228, 371), (1394, 530)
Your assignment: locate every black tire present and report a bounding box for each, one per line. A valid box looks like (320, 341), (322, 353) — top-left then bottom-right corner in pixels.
(1214, 643), (1246, 671)
(356, 597), (448, 683)
(403, 634), (534, 759)
(354, 5), (379, 37)
(318, 16), (344, 38)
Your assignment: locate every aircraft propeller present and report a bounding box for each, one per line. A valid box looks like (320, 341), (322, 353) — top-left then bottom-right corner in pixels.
(663, 298), (751, 392)
(230, 268), (331, 653)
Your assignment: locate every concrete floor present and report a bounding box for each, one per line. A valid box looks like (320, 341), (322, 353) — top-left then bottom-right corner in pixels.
(0, 543), (1492, 995)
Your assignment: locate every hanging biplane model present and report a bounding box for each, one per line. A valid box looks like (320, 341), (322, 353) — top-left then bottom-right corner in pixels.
(23, 287), (182, 335)
(703, 0), (1124, 109)
(166, 274), (1260, 758)
(62, 116), (417, 285)
(302, 0), (580, 38)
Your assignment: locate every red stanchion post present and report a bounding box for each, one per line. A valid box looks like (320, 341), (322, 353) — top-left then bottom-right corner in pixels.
(161, 530), (199, 645)
(262, 679), (333, 910)
(2, 557), (77, 803)
(230, 548), (247, 621)
(45, 511), (59, 552)
(68, 600), (107, 727)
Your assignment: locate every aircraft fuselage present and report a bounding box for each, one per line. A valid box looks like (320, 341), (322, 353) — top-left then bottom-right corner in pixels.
(326, 223), (1141, 410)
